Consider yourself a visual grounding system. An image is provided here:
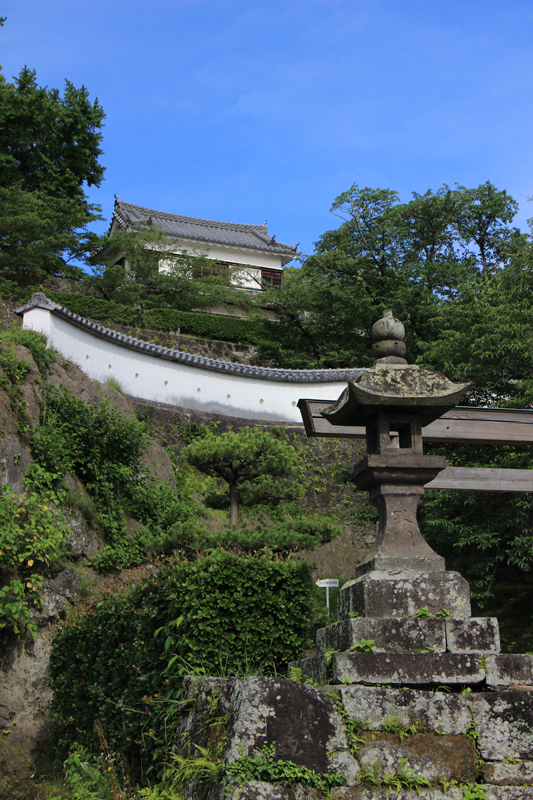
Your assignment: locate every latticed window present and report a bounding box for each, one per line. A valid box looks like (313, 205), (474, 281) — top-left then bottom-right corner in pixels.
(192, 261), (231, 280)
(261, 268), (283, 287)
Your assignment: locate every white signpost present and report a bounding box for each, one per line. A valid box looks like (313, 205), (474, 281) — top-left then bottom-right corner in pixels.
(315, 578), (339, 612)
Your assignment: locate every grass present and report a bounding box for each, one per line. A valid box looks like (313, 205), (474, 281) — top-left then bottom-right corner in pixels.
(105, 376), (124, 393)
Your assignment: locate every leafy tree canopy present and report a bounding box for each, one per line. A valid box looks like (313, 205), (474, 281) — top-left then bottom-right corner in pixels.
(0, 64), (105, 285)
(255, 182), (528, 393)
(0, 66), (104, 203)
(88, 227), (259, 315)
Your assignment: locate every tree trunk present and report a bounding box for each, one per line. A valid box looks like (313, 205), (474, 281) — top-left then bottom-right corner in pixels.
(229, 478), (239, 526)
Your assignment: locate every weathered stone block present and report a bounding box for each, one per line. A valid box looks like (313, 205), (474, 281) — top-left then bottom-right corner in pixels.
(482, 788), (533, 799)
(217, 782), (324, 800)
(358, 733), (476, 783)
(316, 618), (446, 655)
(30, 566), (81, 621)
(484, 761), (533, 786)
(485, 655), (533, 687)
(175, 677), (236, 758)
(287, 655), (327, 685)
(338, 570), (471, 619)
(339, 686), (472, 734)
(445, 618), (500, 653)
(215, 677), (357, 785)
(220, 788), (533, 800)
(471, 692), (533, 760)
(331, 652), (485, 685)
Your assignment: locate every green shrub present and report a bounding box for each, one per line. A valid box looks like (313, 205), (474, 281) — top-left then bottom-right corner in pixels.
(196, 514), (340, 554)
(1, 326), (55, 372)
(49, 551), (314, 782)
(0, 484), (70, 635)
(41, 290), (277, 346)
(44, 291), (142, 328)
(27, 386), (199, 567)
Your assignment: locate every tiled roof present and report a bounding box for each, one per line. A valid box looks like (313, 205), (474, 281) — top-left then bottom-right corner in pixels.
(17, 294), (364, 384)
(111, 198), (298, 259)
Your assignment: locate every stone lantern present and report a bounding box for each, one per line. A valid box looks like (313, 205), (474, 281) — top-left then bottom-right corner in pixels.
(322, 310), (472, 618)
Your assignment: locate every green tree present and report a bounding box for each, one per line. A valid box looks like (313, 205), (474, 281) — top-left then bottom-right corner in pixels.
(252, 181), (533, 604)
(418, 230), (533, 407)
(89, 227), (256, 315)
(254, 182), (524, 373)
(182, 428), (303, 525)
(0, 64), (105, 285)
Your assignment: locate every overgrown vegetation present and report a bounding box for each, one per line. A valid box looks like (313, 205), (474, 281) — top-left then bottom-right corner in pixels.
(0, 323), (348, 662)
(0, 485), (70, 635)
(27, 384), (201, 570)
(226, 743), (346, 792)
(49, 552), (314, 783)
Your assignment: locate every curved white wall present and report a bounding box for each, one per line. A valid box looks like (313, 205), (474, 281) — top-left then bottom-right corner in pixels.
(22, 306), (351, 423)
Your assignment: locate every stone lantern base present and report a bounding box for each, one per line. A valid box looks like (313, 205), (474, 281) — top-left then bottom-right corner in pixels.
(338, 569), (472, 619)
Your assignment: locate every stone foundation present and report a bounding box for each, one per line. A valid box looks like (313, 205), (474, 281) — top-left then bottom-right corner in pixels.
(174, 676), (533, 800)
(337, 570), (471, 619)
(174, 565), (533, 799)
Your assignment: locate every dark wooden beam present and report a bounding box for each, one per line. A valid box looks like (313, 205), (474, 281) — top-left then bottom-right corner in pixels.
(298, 400), (533, 447)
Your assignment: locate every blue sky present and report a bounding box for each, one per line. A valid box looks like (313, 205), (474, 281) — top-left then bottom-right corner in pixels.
(2, 0), (533, 262)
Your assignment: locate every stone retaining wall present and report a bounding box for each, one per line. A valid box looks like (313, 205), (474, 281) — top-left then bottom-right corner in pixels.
(174, 676), (533, 800)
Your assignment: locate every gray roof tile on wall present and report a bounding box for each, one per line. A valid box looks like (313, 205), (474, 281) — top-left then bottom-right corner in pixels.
(16, 294), (365, 385)
(111, 198), (298, 258)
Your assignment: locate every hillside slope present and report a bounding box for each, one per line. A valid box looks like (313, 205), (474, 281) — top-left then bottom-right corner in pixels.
(0, 310), (373, 798)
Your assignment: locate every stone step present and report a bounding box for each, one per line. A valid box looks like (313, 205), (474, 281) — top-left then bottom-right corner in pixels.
(447, 617), (500, 653)
(357, 732), (477, 783)
(337, 685), (473, 734)
(338, 570), (471, 619)
(290, 652), (533, 689)
(221, 785), (533, 799)
(289, 652), (486, 686)
(317, 618), (446, 655)
(471, 691), (533, 760)
(316, 617), (500, 655)
(484, 761), (533, 785)
(331, 652), (486, 685)
(485, 654), (533, 688)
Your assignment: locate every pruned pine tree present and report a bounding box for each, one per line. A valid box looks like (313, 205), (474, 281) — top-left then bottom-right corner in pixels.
(182, 428), (303, 525)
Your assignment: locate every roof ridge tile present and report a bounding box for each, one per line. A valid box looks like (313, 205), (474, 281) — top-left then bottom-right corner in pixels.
(112, 197), (297, 257)
(16, 294), (365, 385)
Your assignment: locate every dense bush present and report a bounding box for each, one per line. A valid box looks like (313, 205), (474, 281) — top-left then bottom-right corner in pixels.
(196, 513), (341, 554)
(28, 386), (199, 568)
(46, 291), (142, 327)
(42, 290), (277, 346)
(0, 484), (70, 635)
(49, 552), (314, 782)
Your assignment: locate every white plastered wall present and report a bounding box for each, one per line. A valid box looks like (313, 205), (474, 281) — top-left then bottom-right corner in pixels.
(23, 307), (347, 423)
(173, 239), (290, 269)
